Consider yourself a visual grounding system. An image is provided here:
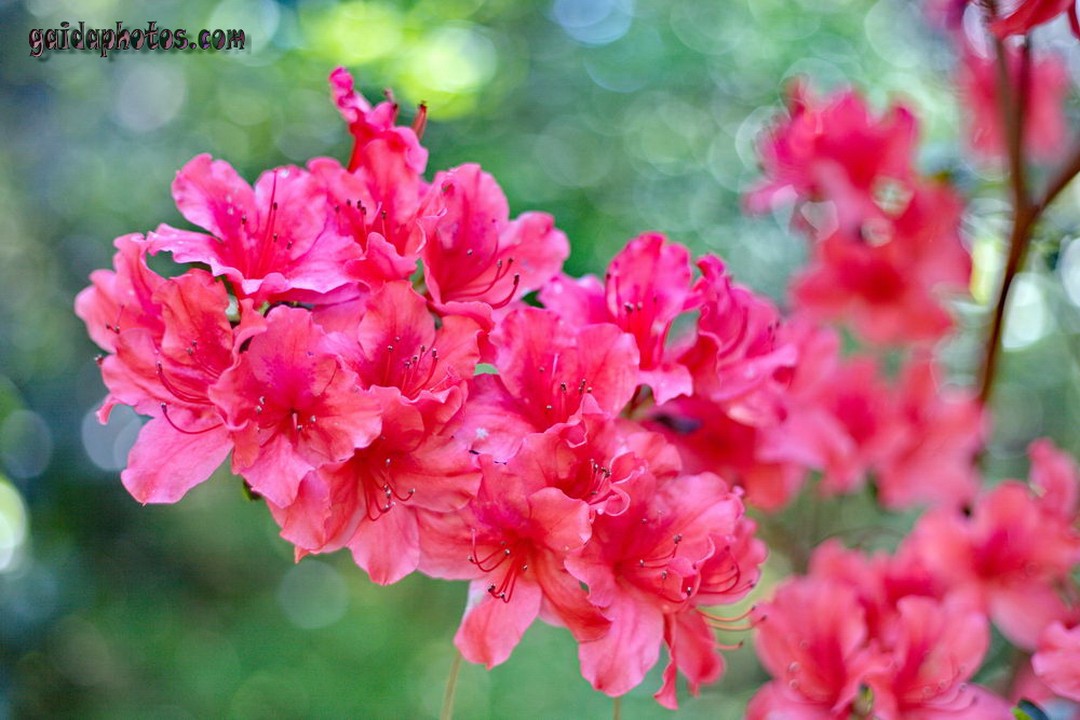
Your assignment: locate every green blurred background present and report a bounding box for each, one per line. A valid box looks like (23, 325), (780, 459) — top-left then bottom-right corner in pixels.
(1, 0), (1078, 717)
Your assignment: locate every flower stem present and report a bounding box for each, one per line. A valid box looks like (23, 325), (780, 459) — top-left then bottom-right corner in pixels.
(979, 141), (1080, 407)
(976, 20), (1080, 408)
(440, 650), (463, 720)
(613, 696), (622, 720)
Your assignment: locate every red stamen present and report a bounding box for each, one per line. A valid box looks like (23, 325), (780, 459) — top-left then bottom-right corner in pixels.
(159, 403), (223, 436)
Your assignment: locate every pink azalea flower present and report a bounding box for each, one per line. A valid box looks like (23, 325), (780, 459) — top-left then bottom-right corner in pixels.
(872, 354), (985, 510)
(339, 280), (481, 416)
(762, 337), (892, 497)
(211, 307), (382, 507)
(329, 66), (428, 178)
(957, 43), (1069, 163)
(1033, 621), (1080, 702)
(458, 307), (639, 458)
(902, 440), (1080, 649)
(270, 392), (480, 585)
(148, 154), (362, 303)
(418, 454), (606, 668)
(749, 578), (878, 719)
(989, 0), (1080, 37)
(75, 234), (165, 354)
(500, 413), (642, 518)
(746, 84), (918, 240)
(421, 164), (569, 327)
(112, 271), (265, 504)
(1029, 437), (1080, 523)
(308, 157), (427, 288)
(790, 181), (970, 345)
(77, 240), (266, 503)
(542, 233), (698, 404)
(315, 69), (434, 290)
(677, 256), (796, 424)
(567, 471), (761, 708)
(752, 543), (1009, 719)
(764, 351), (889, 498)
(657, 319), (888, 509)
(866, 596), (1010, 719)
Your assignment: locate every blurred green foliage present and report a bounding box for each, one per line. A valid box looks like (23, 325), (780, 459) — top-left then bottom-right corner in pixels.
(0, 0), (1078, 717)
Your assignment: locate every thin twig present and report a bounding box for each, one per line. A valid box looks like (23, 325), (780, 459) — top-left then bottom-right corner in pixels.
(440, 650), (463, 720)
(978, 32), (1034, 407)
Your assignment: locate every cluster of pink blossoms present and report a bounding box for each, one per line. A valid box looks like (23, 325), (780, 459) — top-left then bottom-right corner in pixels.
(730, 0), (1080, 712)
(751, 439), (1080, 718)
(679, 84), (985, 514)
(76, 1), (1080, 708)
(77, 68), (770, 707)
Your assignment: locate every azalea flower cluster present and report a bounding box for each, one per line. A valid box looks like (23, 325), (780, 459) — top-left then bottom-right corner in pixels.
(76, 67), (772, 707)
(660, 85), (986, 514)
(750, 439), (1080, 717)
(728, 0), (1080, 714)
(74, 0), (1080, 711)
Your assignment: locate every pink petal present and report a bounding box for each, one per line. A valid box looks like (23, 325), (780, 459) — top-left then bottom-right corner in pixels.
(121, 415), (232, 504)
(454, 578), (542, 669)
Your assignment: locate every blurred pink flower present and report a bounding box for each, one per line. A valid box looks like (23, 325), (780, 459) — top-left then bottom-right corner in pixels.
(902, 439), (1080, 649)
(1034, 621), (1080, 702)
(957, 43), (1069, 163)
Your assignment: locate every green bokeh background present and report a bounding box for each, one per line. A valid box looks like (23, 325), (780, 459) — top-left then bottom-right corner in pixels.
(1, 0), (1078, 717)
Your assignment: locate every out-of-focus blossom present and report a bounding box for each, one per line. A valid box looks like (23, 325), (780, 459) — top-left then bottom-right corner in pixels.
(746, 84), (917, 240)
(751, 542), (1010, 719)
(957, 43), (1069, 163)
(902, 439), (1080, 649)
(789, 181), (970, 345)
(1034, 621), (1080, 702)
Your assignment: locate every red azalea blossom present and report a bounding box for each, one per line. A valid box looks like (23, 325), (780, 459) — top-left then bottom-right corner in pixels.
(746, 84), (917, 239)
(958, 42), (1069, 163)
(76, 237), (266, 503)
(271, 393), (480, 585)
(211, 307), (382, 507)
(418, 453), (605, 668)
(340, 280), (481, 412)
(459, 306), (639, 458)
(902, 440), (1080, 649)
(421, 164), (569, 327)
(545, 233), (698, 404)
(676, 255), (796, 424)
(309, 157), (428, 288)
(790, 181), (971, 345)
(149, 155), (362, 303)
(872, 355), (985, 510)
(751, 543), (1010, 719)
(750, 579), (877, 719)
(329, 66), (428, 178)
(314, 69), (434, 289)
(567, 470), (761, 708)
(75, 233), (166, 354)
(1033, 621), (1080, 702)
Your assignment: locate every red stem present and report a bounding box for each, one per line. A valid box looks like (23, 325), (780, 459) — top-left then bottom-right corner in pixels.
(977, 31), (1080, 406)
